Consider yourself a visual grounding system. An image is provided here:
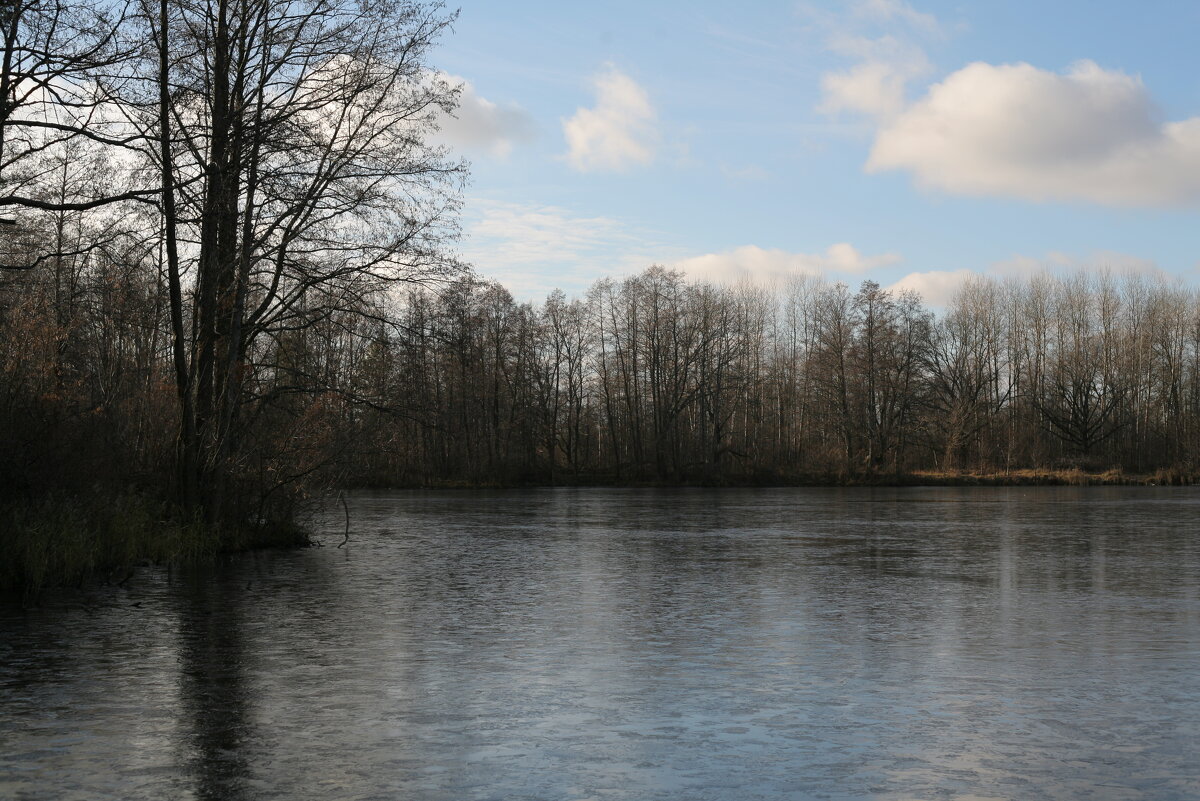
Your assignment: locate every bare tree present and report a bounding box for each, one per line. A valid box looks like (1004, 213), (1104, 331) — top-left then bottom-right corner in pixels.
(141, 0), (465, 518)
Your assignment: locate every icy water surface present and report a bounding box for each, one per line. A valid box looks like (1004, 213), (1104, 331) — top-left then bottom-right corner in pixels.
(2, 487), (1200, 800)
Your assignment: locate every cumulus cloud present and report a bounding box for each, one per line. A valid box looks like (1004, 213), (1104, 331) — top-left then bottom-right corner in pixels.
(887, 269), (978, 307)
(820, 55), (929, 119)
(562, 67), (658, 172)
(867, 60), (1200, 206)
(815, 2), (939, 120)
(672, 243), (901, 286)
(437, 75), (535, 158)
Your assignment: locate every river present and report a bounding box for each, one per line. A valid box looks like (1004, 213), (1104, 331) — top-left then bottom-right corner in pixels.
(2, 487), (1199, 799)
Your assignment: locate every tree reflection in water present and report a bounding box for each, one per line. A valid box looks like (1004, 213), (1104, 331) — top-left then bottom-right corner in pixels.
(175, 570), (252, 801)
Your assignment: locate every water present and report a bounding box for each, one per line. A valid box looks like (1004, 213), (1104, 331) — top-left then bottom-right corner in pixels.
(2, 487), (1199, 800)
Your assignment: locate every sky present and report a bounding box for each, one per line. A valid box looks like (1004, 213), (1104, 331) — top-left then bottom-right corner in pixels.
(431, 0), (1200, 305)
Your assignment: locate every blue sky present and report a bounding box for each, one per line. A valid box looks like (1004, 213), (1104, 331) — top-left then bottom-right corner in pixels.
(432, 0), (1200, 303)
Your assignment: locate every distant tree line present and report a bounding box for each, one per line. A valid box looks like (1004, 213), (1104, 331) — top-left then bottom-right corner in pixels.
(6, 237), (1200, 495)
(164, 264), (1200, 486)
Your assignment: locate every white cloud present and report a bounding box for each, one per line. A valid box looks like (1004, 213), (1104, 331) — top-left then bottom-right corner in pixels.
(867, 60), (1200, 206)
(562, 67), (658, 172)
(437, 75), (535, 158)
(1087, 250), (1164, 275)
(887, 269), (977, 307)
(815, 2), (939, 120)
(820, 56), (929, 119)
(465, 201), (624, 266)
(989, 250), (1163, 279)
(671, 243), (901, 286)
(854, 0), (942, 35)
(889, 250), (1169, 307)
(988, 251), (1076, 278)
(460, 199), (670, 298)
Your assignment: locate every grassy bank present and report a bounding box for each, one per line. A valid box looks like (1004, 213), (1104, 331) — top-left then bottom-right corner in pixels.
(902, 467), (1194, 486)
(0, 493), (309, 597)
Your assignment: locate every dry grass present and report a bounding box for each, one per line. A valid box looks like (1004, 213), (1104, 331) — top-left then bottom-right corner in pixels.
(908, 467), (1192, 486)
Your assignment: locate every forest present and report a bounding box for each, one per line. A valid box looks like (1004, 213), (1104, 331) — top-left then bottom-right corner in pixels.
(3, 0), (1200, 588)
(7, 255), (1200, 496)
(330, 267), (1200, 486)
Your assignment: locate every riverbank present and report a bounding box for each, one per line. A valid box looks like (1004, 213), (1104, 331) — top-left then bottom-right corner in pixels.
(0, 493), (309, 597)
(397, 466), (1195, 490)
(903, 467), (1193, 486)
(6, 468), (1193, 595)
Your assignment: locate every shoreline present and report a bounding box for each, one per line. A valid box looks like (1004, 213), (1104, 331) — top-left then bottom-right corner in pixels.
(353, 468), (1195, 491)
(0, 494), (308, 598)
(6, 470), (1193, 595)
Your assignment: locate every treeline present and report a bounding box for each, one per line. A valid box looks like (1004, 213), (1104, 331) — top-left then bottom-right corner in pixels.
(292, 266), (1200, 485)
(5, 247), (1200, 501)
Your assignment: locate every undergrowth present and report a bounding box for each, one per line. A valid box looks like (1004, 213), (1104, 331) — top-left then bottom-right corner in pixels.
(0, 493), (309, 597)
